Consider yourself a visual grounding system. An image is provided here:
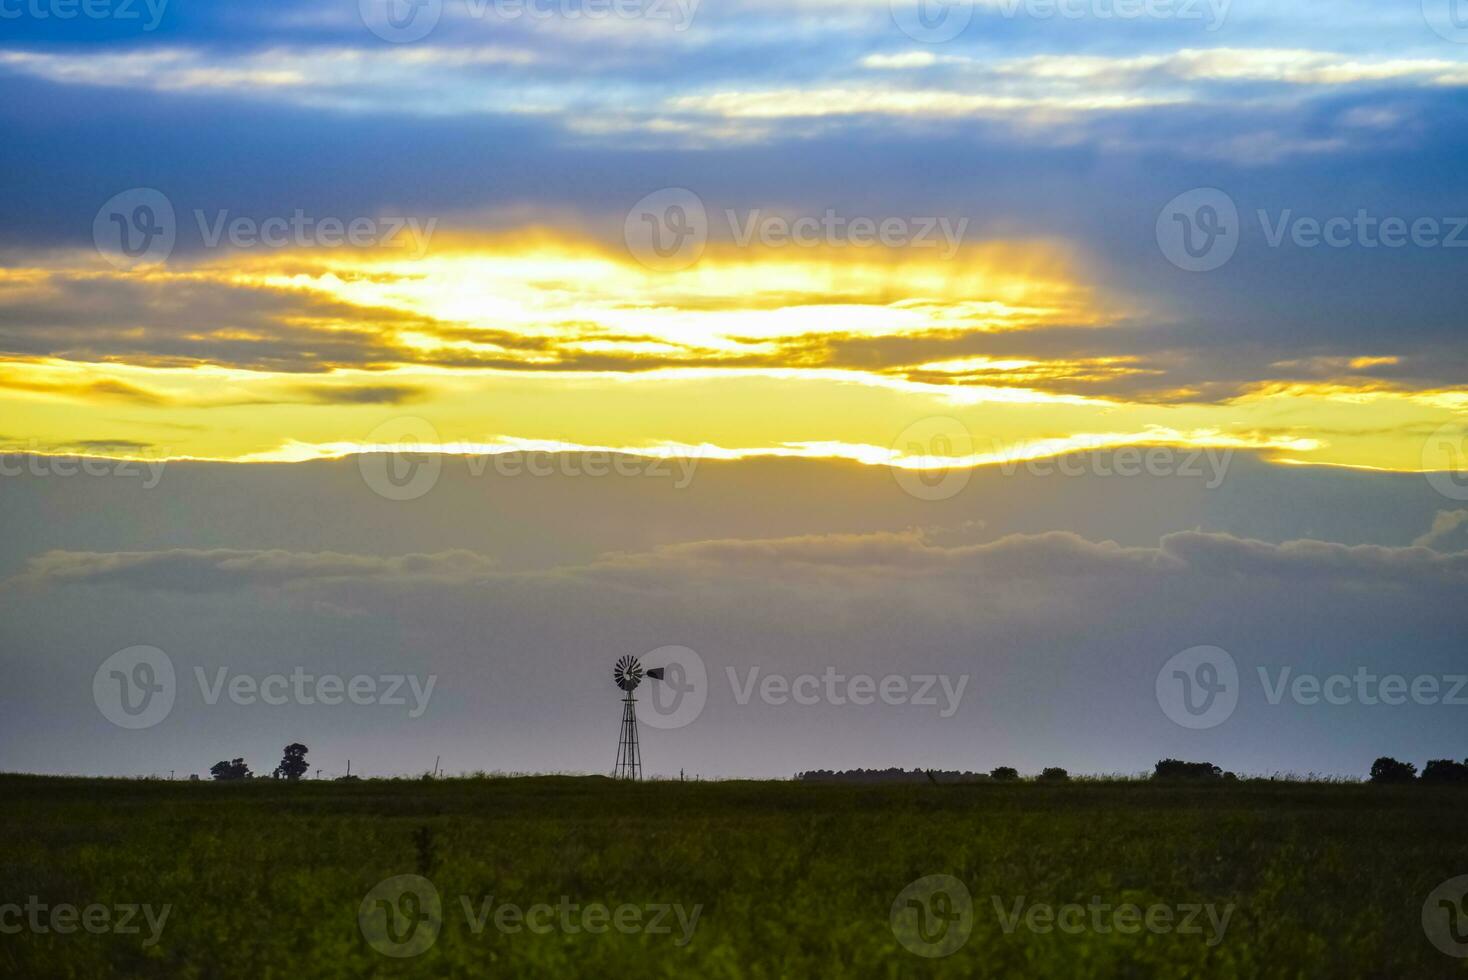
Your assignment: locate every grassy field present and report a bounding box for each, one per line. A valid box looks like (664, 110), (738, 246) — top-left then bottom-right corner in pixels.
(3, 774), (1466, 978)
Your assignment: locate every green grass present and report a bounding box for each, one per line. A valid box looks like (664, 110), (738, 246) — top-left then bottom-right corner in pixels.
(2, 774), (1465, 978)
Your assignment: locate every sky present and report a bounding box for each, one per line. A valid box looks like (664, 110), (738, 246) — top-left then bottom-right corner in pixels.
(1, 0), (1466, 778)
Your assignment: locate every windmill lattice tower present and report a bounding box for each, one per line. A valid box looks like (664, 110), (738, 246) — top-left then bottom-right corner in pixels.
(613, 655), (664, 780)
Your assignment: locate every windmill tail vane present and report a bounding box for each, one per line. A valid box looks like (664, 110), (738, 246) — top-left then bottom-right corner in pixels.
(612, 656), (664, 780)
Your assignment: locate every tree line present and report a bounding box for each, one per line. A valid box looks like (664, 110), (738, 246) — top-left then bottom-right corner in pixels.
(208, 743), (313, 781)
(798, 759), (1468, 783)
(1368, 757), (1468, 784)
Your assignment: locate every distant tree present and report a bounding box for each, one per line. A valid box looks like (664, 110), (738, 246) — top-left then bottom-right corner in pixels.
(1369, 757), (1417, 784)
(1039, 767), (1069, 782)
(795, 768), (986, 784)
(1153, 759), (1223, 781)
(210, 758), (252, 781)
(1420, 759), (1468, 785)
(990, 766), (1019, 782)
(272, 743), (309, 781)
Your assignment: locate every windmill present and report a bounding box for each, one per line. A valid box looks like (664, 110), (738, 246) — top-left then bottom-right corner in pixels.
(613, 655), (665, 780)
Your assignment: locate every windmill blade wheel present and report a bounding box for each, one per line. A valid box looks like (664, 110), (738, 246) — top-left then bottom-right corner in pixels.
(614, 655), (643, 691)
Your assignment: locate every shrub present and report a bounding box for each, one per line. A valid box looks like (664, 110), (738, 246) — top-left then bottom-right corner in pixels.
(1153, 759), (1223, 780)
(990, 766), (1019, 782)
(1038, 767), (1069, 782)
(1368, 757), (1417, 784)
(209, 758), (252, 781)
(1420, 759), (1468, 784)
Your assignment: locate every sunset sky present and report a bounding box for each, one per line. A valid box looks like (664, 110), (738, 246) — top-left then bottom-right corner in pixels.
(3, 0), (1468, 470)
(2, 0), (1467, 778)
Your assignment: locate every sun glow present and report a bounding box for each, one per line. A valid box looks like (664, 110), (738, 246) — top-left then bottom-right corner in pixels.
(0, 231), (1461, 473)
